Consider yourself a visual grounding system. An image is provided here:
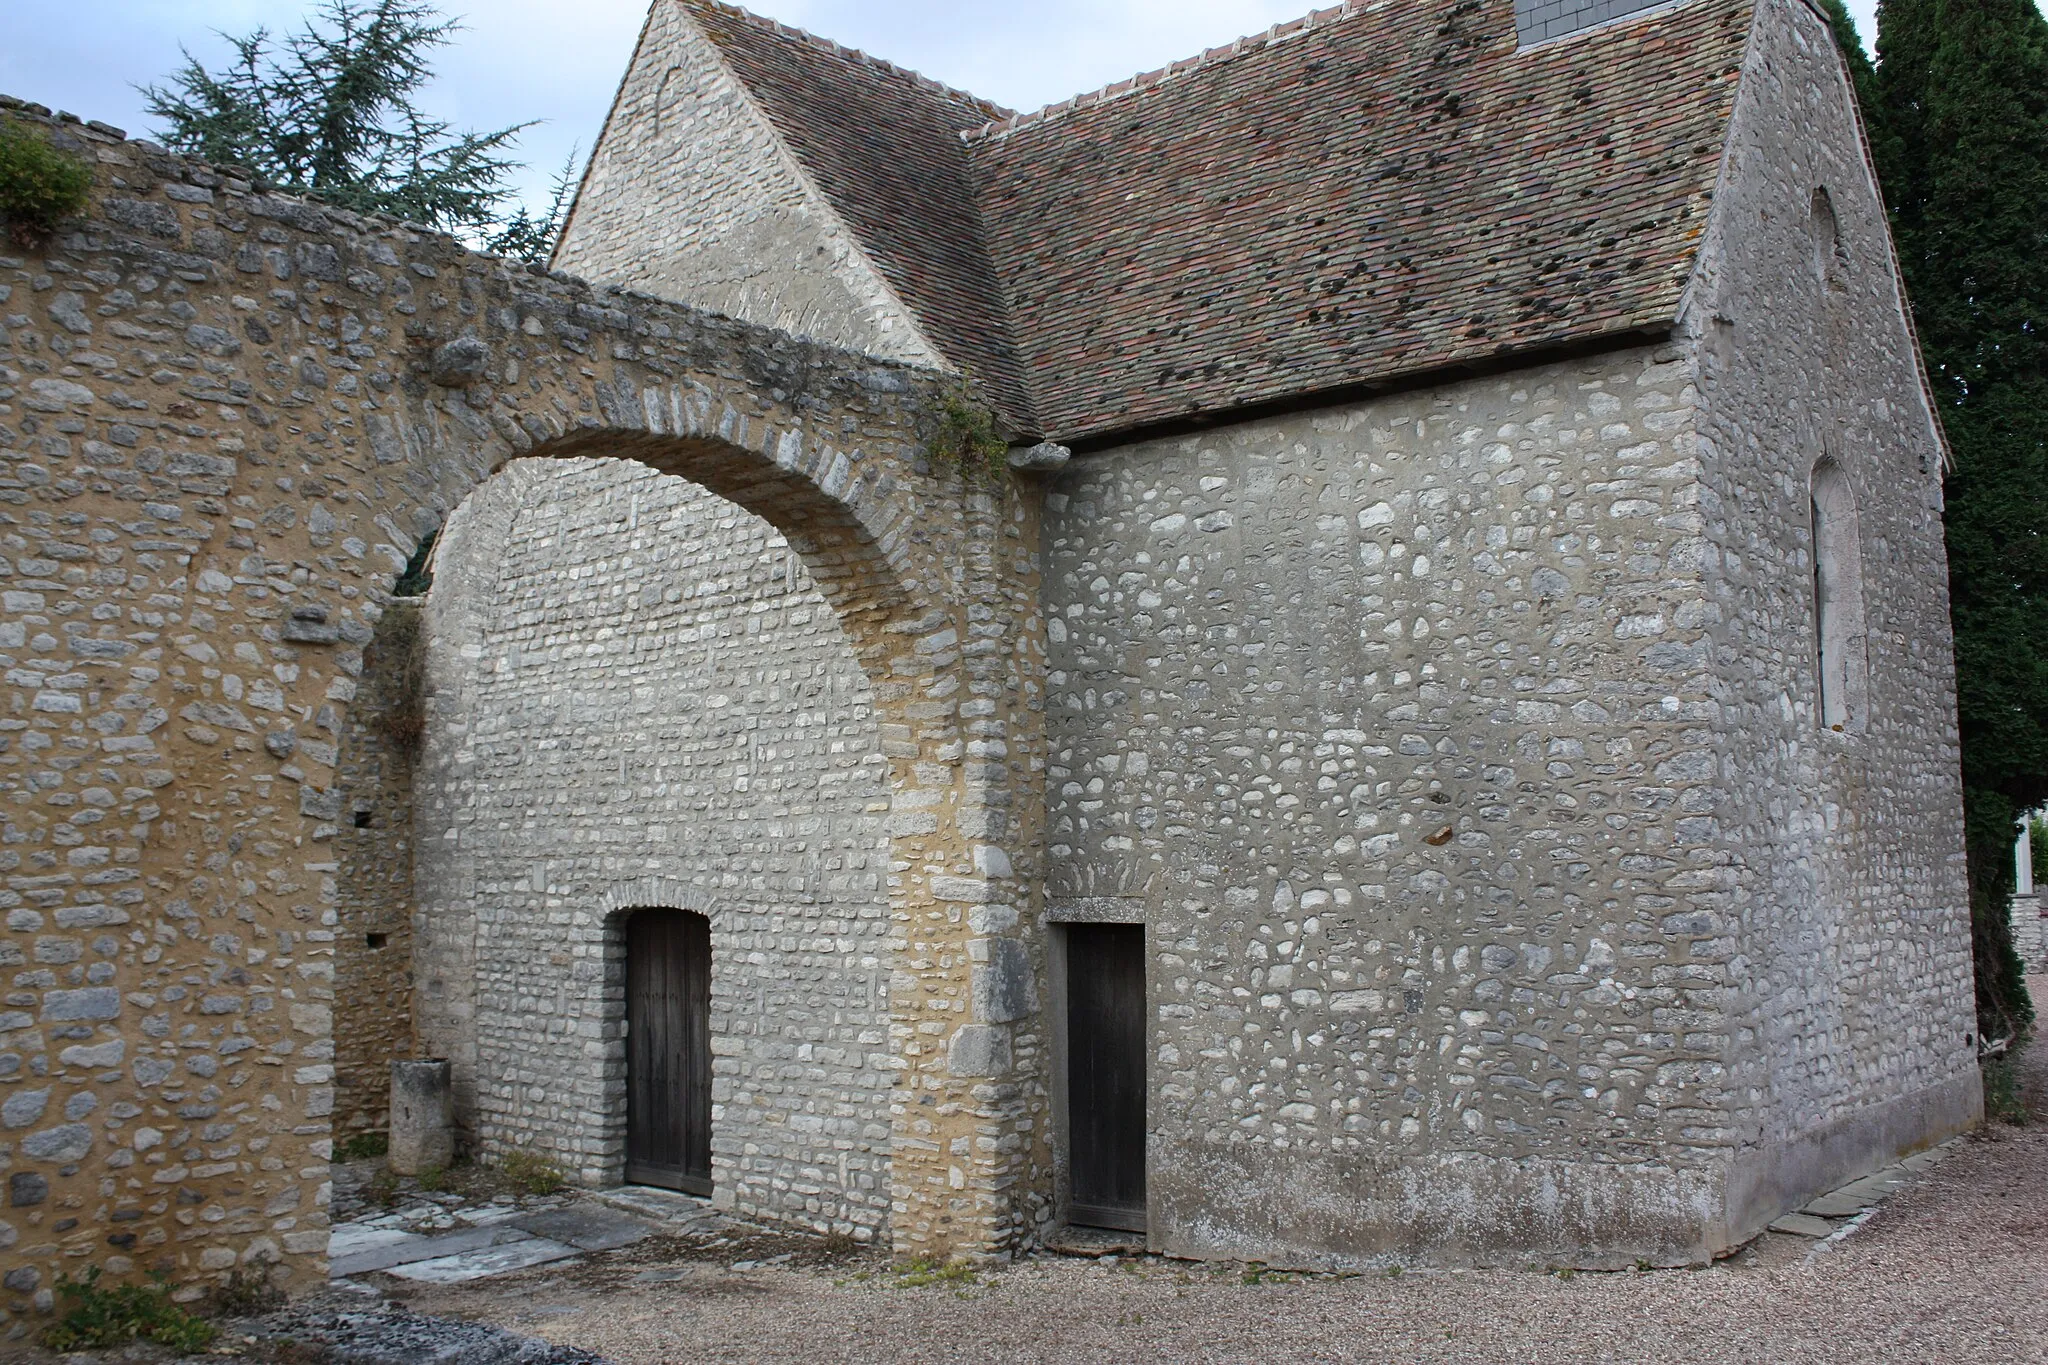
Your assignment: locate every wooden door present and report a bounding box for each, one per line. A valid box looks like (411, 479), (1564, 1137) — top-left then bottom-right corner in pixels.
(1065, 922), (1147, 1231)
(626, 909), (712, 1195)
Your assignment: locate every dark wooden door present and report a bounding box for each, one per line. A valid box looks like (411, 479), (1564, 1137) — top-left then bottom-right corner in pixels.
(1065, 922), (1147, 1231)
(626, 909), (712, 1195)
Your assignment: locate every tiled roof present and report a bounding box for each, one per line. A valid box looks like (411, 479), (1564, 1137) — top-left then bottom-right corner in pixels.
(679, 0), (1037, 428)
(679, 0), (1753, 444)
(967, 0), (1752, 441)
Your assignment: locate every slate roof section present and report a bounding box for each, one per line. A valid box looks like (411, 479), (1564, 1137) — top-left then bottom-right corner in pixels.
(965, 0), (1753, 442)
(679, 0), (1038, 429)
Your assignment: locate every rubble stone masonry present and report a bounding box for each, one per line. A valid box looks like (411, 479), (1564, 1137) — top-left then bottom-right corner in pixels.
(0, 101), (1047, 1318)
(404, 457), (896, 1238)
(1037, 0), (1977, 1267)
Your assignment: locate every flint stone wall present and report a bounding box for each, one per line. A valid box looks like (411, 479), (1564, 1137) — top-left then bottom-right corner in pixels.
(1686, 0), (1978, 1228)
(1046, 345), (1755, 1266)
(1038, 0), (1975, 1270)
(408, 456), (894, 1237)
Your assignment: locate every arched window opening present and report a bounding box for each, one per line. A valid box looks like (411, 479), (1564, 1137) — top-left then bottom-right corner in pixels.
(1809, 186), (1844, 282)
(1811, 460), (1869, 732)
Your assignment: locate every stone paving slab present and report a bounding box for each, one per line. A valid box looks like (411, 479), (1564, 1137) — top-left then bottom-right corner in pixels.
(513, 1205), (655, 1252)
(330, 1223), (424, 1261)
(333, 1225), (534, 1277)
(590, 1185), (723, 1228)
(384, 1236), (583, 1284)
(1769, 1212), (1839, 1238)
(1803, 1191), (1872, 1218)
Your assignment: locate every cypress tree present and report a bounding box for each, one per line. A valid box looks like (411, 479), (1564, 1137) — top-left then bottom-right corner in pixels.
(1867, 0), (2048, 1040)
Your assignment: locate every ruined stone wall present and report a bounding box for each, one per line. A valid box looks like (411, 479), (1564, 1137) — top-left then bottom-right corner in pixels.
(554, 1), (942, 367)
(1683, 0), (1978, 1231)
(1046, 345), (1738, 1268)
(0, 102), (1040, 1310)
(330, 599), (422, 1139)
(410, 456), (895, 1238)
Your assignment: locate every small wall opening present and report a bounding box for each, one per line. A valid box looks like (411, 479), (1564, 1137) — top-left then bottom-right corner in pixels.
(1811, 458), (1869, 732)
(1809, 186), (1844, 282)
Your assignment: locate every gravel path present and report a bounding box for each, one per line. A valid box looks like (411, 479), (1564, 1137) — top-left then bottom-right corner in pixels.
(399, 1005), (2048, 1365)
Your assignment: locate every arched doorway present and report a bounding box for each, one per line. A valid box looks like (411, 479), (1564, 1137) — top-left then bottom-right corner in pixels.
(626, 908), (713, 1195)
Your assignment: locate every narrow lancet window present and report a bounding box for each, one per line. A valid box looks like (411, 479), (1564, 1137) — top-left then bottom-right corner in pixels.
(1811, 460), (1869, 732)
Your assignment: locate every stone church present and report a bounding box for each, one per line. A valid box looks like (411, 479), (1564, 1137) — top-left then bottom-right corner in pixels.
(0, 0), (1982, 1299)
(358, 0), (1977, 1266)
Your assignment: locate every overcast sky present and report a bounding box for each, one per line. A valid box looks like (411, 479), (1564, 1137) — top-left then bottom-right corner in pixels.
(0, 0), (1979, 218)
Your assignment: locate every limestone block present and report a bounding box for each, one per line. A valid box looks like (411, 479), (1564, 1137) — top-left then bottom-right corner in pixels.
(948, 1024), (1013, 1077)
(972, 939), (1037, 1024)
(390, 1060), (456, 1175)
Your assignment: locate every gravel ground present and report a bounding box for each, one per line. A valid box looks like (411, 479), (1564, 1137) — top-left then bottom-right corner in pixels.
(398, 986), (2048, 1365)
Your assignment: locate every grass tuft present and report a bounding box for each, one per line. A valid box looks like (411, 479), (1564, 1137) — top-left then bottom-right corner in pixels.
(335, 1130), (388, 1162)
(210, 1265), (286, 1319)
(892, 1257), (977, 1288)
(499, 1149), (567, 1195)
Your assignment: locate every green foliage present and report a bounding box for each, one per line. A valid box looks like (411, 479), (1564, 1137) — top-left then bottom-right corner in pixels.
(335, 1129), (389, 1161)
(929, 390), (1009, 484)
(210, 1266), (287, 1319)
(139, 0), (534, 238)
(367, 1165), (399, 1208)
(415, 1163), (447, 1192)
(487, 145), (582, 266)
(498, 1149), (566, 1196)
(1856, 0), (2048, 1038)
(1983, 1043), (2030, 1123)
(41, 1267), (217, 1353)
(891, 1257), (977, 1288)
(0, 115), (93, 249)
(393, 526), (438, 597)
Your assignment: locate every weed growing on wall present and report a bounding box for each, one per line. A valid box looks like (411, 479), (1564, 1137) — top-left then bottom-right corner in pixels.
(41, 1269), (216, 1353)
(0, 116), (92, 249)
(929, 389), (1008, 485)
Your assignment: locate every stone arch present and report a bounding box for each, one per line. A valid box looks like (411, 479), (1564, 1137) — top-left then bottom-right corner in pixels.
(1811, 456), (1869, 733)
(398, 457), (896, 1238)
(0, 124), (1048, 1296)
